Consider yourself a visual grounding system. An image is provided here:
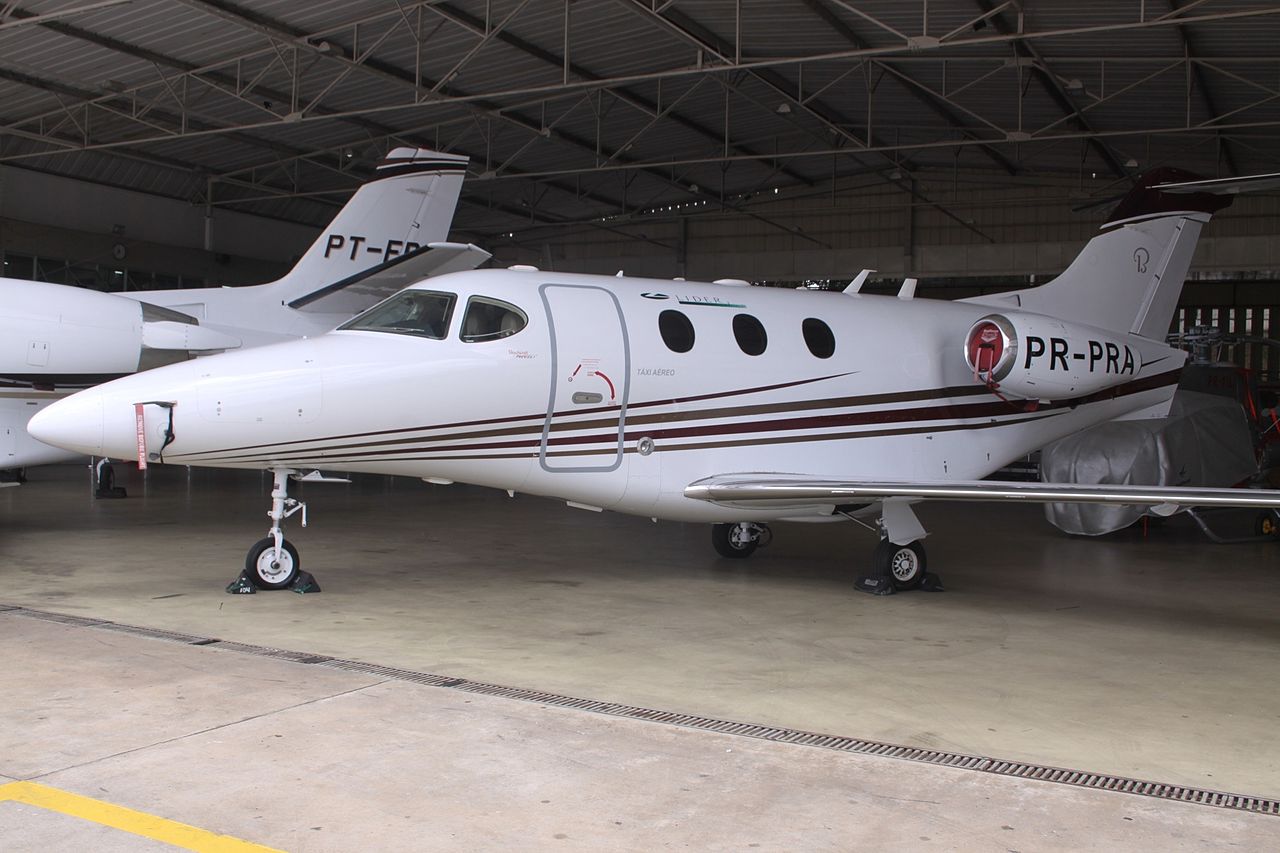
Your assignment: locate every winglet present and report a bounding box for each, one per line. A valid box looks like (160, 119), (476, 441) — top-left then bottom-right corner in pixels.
(843, 269), (875, 294)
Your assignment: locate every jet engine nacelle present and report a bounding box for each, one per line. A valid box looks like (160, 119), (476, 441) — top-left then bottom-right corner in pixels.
(0, 279), (241, 388)
(963, 311), (1140, 400)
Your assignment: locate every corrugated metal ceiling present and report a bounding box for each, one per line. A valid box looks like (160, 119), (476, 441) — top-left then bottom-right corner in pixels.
(0, 0), (1275, 240)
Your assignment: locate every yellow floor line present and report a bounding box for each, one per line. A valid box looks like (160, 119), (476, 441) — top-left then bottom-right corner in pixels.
(0, 781), (283, 852)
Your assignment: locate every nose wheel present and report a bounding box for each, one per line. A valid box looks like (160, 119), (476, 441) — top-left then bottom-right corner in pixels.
(246, 537), (299, 590)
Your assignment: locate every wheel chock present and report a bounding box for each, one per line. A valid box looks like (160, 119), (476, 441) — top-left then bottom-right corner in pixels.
(290, 571), (321, 594)
(855, 575), (895, 595)
(920, 572), (945, 592)
(225, 571), (256, 595)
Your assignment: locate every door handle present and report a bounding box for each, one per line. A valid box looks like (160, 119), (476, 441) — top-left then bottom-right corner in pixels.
(571, 391), (603, 404)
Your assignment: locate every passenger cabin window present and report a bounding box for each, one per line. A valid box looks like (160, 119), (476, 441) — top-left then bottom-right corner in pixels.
(461, 296), (527, 342)
(802, 318), (835, 358)
(339, 290), (455, 339)
(732, 314), (767, 356)
(659, 309), (695, 353)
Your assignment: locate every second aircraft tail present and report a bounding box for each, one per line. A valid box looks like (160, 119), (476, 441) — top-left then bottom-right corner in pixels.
(262, 147), (468, 305)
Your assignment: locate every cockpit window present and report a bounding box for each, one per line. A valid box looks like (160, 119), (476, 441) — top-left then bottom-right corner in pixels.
(339, 290), (455, 339)
(460, 296), (527, 342)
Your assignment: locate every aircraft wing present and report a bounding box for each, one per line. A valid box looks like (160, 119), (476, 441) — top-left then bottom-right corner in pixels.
(289, 241), (492, 312)
(1154, 172), (1280, 195)
(684, 474), (1280, 513)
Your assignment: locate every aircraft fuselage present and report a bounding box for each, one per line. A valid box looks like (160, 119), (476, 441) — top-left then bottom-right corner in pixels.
(32, 268), (1185, 523)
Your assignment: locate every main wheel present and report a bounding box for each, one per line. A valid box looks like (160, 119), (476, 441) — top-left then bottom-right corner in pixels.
(1255, 510), (1279, 538)
(711, 522), (758, 559)
(874, 539), (927, 591)
(245, 537), (300, 590)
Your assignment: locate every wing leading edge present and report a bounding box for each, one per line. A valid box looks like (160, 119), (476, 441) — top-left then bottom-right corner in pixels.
(684, 474), (1280, 514)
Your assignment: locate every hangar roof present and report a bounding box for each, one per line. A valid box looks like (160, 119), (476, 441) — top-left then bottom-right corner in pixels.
(1, 0), (1277, 244)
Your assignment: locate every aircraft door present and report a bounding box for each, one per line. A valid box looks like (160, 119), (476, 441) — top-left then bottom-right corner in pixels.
(539, 284), (630, 472)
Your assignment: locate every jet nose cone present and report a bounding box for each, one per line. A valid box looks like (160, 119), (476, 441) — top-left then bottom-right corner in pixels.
(28, 390), (106, 456)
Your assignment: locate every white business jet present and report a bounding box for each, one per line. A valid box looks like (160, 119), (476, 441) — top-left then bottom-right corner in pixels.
(1, 148), (488, 472)
(29, 169), (1280, 594)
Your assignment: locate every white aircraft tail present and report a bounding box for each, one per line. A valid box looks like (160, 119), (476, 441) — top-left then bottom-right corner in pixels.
(262, 147), (468, 305)
(965, 169), (1236, 339)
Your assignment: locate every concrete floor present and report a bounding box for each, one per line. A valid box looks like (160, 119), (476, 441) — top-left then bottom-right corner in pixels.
(8, 614), (1277, 851)
(2, 463), (1279, 848)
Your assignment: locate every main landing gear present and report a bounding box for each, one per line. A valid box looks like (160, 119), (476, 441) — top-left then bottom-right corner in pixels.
(710, 502), (943, 596)
(858, 539), (938, 595)
(711, 522), (772, 558)
(226, 468), (323, 594)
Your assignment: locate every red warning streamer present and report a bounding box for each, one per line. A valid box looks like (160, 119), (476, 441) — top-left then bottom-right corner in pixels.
(134, 403), (148, 470)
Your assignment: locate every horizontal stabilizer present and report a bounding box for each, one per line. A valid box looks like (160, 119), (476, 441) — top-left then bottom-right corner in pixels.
(1154, 172), (1280, 195)
(685, 474), (1280, 511)
(289, 242), (492, 313)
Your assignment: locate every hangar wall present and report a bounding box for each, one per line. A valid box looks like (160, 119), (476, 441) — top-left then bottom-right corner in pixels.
(493, 173), (1280, 283)
(3, 167), (1277, 292)
(0, 166), (313, 288)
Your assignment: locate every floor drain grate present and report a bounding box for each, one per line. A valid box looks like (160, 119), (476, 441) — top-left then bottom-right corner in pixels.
(6, 609), (107, 628)
(94, 622), (214, 644)
(5, 604), (1277, 817)
(205, 640), (333, 664)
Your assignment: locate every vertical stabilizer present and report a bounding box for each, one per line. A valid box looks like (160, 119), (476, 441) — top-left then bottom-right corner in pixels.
(263, 148), (468, 304)
(964, 169), (1232, 339)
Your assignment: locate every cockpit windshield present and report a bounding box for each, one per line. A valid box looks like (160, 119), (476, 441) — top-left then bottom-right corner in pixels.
(339, 290), (455, 339)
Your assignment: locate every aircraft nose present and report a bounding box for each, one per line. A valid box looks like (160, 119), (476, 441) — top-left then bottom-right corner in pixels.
(28, 389), (106, 456)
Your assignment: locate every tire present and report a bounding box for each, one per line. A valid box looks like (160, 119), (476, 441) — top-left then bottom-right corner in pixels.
(711, 523), (758, 559)
(245, 537), (300, 590)
(874, 539), (927, 591)
(1255, 511), (1279, 538)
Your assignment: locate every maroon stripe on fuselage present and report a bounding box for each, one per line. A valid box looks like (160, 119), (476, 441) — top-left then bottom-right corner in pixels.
(175, 371), (858, 459)
(169, 369), (1181, 466)
(198, 411), (1062, 467)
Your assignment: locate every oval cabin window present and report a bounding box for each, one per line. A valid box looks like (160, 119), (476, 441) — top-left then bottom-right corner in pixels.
(659, 309), (695, 353)
(460, 296), (527, 342)
(802, 318), (835, 358)
(732, 314), (767, 356)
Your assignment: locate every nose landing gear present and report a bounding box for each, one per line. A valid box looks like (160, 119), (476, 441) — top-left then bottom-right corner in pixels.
(227, 468), (322, 594)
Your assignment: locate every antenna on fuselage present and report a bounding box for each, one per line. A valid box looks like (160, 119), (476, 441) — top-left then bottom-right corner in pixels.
(898, 277), (918, 300)
(843, 269), (875, 295)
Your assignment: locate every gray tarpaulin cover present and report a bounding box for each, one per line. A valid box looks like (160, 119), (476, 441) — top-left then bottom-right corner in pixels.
(1040, 391), (1257, 535)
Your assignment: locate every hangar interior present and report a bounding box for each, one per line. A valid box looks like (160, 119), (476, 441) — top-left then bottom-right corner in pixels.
(3, 1), (1280, 849)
